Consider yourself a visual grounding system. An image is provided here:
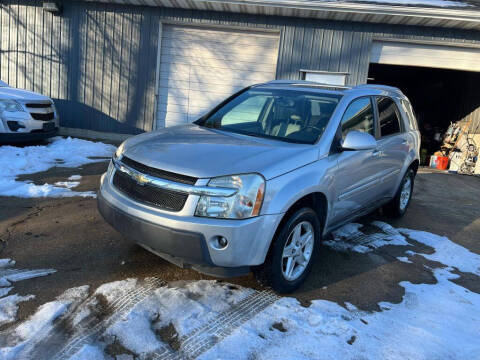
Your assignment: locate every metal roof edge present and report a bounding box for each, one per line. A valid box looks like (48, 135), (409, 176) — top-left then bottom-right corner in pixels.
(82, 0), (480, 28)
(210, 0), (480, 23)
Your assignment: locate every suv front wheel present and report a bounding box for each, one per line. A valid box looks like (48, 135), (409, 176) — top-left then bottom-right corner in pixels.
(254, 208), (321, 293)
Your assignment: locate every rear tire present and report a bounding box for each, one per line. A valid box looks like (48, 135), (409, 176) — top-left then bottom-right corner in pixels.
(383, 168), (415, 218)
(254, 208), (321, 294)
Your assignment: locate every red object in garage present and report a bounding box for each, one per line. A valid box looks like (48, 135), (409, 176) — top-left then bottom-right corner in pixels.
(436, 156), (449, 170)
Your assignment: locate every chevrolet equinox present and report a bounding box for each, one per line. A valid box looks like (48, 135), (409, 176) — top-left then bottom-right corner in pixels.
(98, 80), (420, 293)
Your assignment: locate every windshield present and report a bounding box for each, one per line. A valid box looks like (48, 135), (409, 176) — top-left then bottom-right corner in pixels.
(197, 88), (342, 144)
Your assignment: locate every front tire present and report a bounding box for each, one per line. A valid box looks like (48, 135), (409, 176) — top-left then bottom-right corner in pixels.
(254, 208), (321, 294)
(383, 168), (415, 218)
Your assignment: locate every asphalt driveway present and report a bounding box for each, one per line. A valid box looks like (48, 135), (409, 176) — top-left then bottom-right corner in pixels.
(1, 157), (479, 326)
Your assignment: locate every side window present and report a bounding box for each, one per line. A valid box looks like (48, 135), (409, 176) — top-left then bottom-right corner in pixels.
(340, 97), (375, 140)
(376, 97), (402, 137)
(401, 99), (418, 131)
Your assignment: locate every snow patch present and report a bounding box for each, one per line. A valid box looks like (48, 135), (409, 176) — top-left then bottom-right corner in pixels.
(0, 136), (115, 198)
(0, 259), (15, 268)
(324, 221), (410, 253)
(1, 268), (56, 283)
(0, 258), (57, 327)
(68, 345), (106, 360)
(105, 280), (253, 355)
(0, 294), (35, 327)
(1, 285), (90, 360)
(397, 256), (412, 263)
(399, 228), (480, 275)
(54, 181), (80, 189)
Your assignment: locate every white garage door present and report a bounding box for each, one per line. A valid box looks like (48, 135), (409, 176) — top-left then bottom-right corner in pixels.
(370, 41), (480, 72)
(156, 25), (280, 128)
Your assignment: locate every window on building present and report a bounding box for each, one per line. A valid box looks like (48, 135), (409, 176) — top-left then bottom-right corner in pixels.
(341, 97), (375, 140)
(376, 97), (402, 137)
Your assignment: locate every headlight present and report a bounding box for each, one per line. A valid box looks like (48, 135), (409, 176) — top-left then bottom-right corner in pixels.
(195, 173), (265, 219)
(113, 141), (126, 160)
(0, 100), (24, 114)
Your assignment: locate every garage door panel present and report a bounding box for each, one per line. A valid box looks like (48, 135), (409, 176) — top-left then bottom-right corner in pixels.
(160, 56), (277, 73)
(157, 25), (279, 128)
(160, 45), (278, 64)
(160, 40), (278, 56)
(158, 82), (246, 102)
(188, 69), (274, 83)
(160, 71), (273, 89)
(157, 111), (189, 128)
(162, 29), (279, 40)
(188, 87), (244, 101)
(160, 52), (277, 69)
(158, 91), (189, 105)
(162, 27), (278, 47)
(371, 41), (480, 72)
(162, 102), (189, 115)
(159, 63), (191, 77)
(158, 78), (192, 92)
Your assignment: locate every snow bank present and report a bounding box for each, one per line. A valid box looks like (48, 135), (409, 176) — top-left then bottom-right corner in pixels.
(0, 136), (115, 198)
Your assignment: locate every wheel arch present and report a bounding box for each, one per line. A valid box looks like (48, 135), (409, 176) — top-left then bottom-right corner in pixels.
(267, 192), (328, 252)
(410, 159), (419, 175)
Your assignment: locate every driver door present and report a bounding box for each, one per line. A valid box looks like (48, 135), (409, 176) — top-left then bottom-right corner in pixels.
(331, 96), (383, 223)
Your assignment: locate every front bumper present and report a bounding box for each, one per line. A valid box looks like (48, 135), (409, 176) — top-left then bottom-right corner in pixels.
(0, 109), (59, 143)
(0, 127), (58, 143)
(98, 170), (282, 275)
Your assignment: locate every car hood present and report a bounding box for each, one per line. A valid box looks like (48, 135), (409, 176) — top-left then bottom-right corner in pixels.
(0, 87), (51, 101)
(122, 124), (319, 180)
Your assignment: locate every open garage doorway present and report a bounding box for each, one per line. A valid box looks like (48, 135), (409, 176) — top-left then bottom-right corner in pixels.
(368, 63), (480, 167)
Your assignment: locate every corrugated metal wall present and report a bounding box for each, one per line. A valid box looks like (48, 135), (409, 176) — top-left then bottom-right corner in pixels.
(1, 0), (479, 134)
(0, 1), (159, 134)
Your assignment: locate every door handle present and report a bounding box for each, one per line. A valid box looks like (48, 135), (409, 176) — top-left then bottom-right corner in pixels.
(373, 149), (382, 157)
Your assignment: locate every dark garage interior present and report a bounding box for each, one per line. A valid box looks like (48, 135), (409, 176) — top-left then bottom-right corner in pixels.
(368, 63), (480, 165)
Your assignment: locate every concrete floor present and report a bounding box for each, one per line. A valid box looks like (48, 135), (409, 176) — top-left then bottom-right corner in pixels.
(1, 162), (479, 328)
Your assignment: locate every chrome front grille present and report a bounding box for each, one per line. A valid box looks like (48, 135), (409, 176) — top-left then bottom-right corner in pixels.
(112, 167), (189, 212)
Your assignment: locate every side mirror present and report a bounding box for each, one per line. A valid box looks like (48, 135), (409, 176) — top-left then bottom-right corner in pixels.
(342, 131), (377, 151)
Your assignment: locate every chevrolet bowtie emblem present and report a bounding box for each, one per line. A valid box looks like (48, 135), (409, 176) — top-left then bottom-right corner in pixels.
(132, 173), (149, 186)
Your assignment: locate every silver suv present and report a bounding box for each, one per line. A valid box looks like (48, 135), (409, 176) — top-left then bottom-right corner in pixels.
(98, 81), (420, 293)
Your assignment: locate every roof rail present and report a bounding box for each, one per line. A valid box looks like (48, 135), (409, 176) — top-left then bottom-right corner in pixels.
(354, 84), (403, 94)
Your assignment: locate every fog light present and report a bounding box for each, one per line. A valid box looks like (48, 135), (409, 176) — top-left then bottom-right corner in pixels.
(210, 236), (228, 250)
(218, 236), (228, 247)
(7, 121), (26, 132)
